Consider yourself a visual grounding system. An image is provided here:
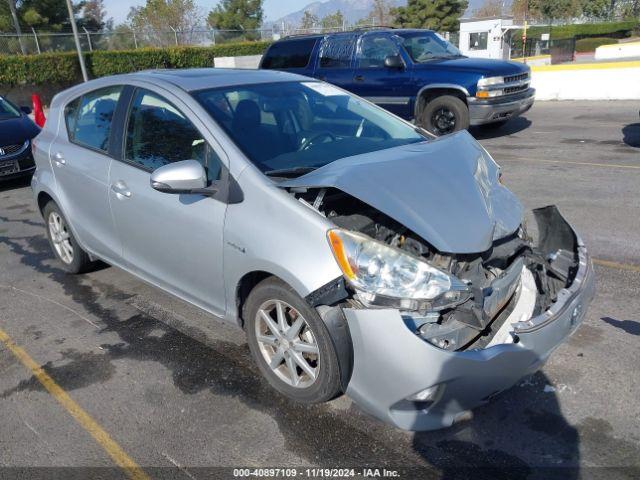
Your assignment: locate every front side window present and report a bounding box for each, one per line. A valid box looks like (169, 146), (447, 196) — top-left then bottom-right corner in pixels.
(262, 38), (317, 69)
(357, 35), (400, 68)
(469, 32), (488, 51)
(125, 89), (222, 181)
(71, 86), (122, 152)
(194, 81), (424, 176)
(319, 34), (357, 68)
(0, 97), (21, 120)
(396, 31), (463, 62)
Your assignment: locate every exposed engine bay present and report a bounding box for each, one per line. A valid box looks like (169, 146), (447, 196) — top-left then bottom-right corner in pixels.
(292, 187), (580, 352)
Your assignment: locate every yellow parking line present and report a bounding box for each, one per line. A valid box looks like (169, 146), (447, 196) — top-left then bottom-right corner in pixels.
(500, 158), (640, 170)
(593, 258), (640, 273)
(532, 60), (640, 71)
(0, 327), (149, 480)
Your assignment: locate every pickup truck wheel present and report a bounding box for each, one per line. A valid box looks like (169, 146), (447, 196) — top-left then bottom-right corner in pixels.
(419, 95), (470, 136)
(244, 277), (342, 404)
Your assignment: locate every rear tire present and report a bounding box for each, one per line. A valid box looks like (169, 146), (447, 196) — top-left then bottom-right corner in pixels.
(244, 277), (342, 404)
(43, 201), (93, 274)
(419, 95), (470, 136)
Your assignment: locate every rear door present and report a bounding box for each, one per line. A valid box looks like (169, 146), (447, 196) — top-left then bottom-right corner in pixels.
(108, 86), (228, 316)
(312, 33), (357, 89)
(50, 85), (123, 262)
(351, 33), (413, 118)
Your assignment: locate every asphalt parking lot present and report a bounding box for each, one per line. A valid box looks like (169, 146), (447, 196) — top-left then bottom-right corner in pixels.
(1, 100), (639, 479)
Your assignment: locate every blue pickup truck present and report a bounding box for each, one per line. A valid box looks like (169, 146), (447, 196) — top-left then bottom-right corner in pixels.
(260, 29), (535, 136)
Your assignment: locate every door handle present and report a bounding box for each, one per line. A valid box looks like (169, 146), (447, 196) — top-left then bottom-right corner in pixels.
(354, 75), (365, 82)
(111, 181), (131, 198)
(53, 152), (66, 166)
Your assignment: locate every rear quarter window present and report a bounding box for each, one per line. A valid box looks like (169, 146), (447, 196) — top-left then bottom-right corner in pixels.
(262, 38), (317, 69)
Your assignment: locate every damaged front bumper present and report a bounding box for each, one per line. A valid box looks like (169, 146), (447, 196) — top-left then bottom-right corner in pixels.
(342, 208), (595, 431)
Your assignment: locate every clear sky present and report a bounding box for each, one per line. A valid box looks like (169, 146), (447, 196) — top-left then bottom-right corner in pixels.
(104, 0), (307, 25)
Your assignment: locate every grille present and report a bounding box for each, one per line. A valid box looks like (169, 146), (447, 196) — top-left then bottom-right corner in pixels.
(503, 84), (529, 95)
(0, 143), (25, 156)
(504, 72), (529, 84)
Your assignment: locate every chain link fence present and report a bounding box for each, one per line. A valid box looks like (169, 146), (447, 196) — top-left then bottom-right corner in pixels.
(0, 23), (390, 56)
(0, 27), (282, 55)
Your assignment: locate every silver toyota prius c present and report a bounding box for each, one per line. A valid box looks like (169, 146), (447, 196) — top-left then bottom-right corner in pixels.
(31, 68), (595, 431)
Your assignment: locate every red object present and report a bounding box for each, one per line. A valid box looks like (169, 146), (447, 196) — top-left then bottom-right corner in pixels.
(31, 93), (46, 128)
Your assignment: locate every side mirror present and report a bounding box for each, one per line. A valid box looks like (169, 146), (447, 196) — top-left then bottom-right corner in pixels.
(384, 54), (405, 70)
(150, 160), (213, 195)
(20, 106), (32, 115)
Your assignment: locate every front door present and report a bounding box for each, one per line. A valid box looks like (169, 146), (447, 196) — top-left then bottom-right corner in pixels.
(351, 33), (413, 119)
(51, 85), (123, 261)
(108, 87), (227, 316)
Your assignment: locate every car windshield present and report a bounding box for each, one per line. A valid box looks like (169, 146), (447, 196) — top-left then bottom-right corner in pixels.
(193, 81), (425, 176)
(396, 31), (463, 62)
(0, 97), (21, 120)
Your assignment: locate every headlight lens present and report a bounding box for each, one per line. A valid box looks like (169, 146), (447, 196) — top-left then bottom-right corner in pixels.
(477, 75), (504, 88)
(327, 229), (470, 311)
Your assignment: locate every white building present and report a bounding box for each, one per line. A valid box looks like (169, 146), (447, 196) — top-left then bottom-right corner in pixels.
(458, 17), (519, 60)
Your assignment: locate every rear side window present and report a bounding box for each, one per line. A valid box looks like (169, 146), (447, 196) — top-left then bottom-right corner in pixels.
(319, 34), (357, 68)
(68, 86), (122, 152)
(64, 98), (80, 137)
(262, 39), (317, 69)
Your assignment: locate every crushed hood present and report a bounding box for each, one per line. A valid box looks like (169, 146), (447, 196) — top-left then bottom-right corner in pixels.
(281, 131), (523, 254)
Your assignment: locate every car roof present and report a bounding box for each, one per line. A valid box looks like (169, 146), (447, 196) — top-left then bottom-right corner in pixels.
(278, 28), (433, 42)
(120, 68), (309, 92)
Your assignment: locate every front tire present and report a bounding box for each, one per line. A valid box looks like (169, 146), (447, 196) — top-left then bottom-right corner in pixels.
(244, 277), (342, 404)
(419, 95), (470, 136)
(43, 201), (93, 274)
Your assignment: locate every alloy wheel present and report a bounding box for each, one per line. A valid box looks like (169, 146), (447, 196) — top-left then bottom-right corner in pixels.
(48, 211), (74, 264)
(255, 299), (320, 388)
(431, 107), (457, 135)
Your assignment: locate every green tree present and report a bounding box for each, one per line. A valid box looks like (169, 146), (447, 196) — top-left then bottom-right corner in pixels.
(300, 10), (319, 31)
(393, 0), (468, 32)
(321, 10), (344, 30)
(81, 0), (108, 30)
(528, 0), (581, 21)
(129, 0), (201, 45)
(207, 0), (263, 30)
(18, 0), (81, 30)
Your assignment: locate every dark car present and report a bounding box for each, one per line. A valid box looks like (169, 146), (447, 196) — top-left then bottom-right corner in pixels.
(0, 96), (40, 180)
(260, 29), (535, 136)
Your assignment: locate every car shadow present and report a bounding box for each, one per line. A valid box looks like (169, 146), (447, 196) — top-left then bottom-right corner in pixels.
(411, 369), (580, 479)
(0, 175), (32, 193)
(469, 116), (533, 140)
(622, 123), (640, 148)
(601, 316), (640, 336)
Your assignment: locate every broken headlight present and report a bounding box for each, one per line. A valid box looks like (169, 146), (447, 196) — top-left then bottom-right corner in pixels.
(328, 229), (470, 311)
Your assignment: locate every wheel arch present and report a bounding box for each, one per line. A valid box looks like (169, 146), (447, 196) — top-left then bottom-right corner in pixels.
(37, 191), (54, 216)
(236, 269), (354, 392)
(415, 84), (470, 119)
(235, 270), (275, 328)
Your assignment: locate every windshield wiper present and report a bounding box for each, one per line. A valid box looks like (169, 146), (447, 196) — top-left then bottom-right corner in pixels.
(264, 166), (318, 178)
